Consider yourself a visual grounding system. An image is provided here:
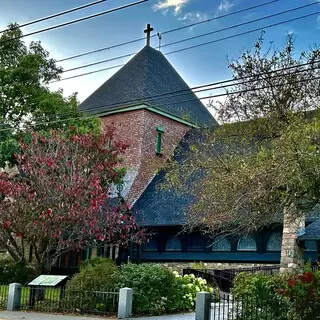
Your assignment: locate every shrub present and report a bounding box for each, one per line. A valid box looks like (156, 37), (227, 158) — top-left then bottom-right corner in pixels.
(64, 258), (119, 313)
(171, 271), (218, 311)
(118, 263), (176, 315)
(67, 257), (119, 291)
(118, 263), (216, 315)
(0, 258), (34, 284)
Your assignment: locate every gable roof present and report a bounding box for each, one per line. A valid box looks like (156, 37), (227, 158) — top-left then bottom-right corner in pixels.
(79, 46), (218, 127)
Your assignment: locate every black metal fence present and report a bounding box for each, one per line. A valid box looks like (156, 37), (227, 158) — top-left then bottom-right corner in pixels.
(184, 265), (280, 293)
(208, 293), (320, 320)
(20, 286), (119, 315)
(0, 284), (8, 310)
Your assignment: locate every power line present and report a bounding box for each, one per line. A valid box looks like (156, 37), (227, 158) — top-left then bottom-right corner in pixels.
(0, 0), (108, 35)
(56, 9), (320, 79)
(19, 60), (320, 124)
(57, 0), (279, 63)
(162, 2), (320, 49)
(0, 0), (149, 43)
(1, 74), (319, 133)
(62, 2), (314, 74)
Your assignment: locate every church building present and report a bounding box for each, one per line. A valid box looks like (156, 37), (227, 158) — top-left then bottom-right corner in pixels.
(69, 24), (319, 271)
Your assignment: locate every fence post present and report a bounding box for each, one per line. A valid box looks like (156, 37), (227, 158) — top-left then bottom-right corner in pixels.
(195, 292), (211, 320)
(118, 287), (133, 319)
(7, 283), (21, 311)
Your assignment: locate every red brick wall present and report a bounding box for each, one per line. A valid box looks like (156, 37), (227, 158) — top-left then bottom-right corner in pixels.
(100, 109), (190, 205)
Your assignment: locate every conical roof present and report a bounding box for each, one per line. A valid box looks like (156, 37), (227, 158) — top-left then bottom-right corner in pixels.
(79, 46), (217, 127)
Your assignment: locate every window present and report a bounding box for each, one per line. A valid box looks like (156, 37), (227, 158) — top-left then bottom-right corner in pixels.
(237, 236), (257, 251)
(266, 233), (282, 252)
(187, 235), (205, 251)
(212, 237), (231, 252)
(166, 236), (182, 251)
(156, 126), (164, 155)
(142, 239), (158, 252)
(305, 240), (317, 252)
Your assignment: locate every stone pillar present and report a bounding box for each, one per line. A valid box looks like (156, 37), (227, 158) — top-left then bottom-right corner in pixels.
(280, 205), (305, 273)
(195, 292), (211, 320)
(7, 283), (21, 311)
(118, 288), (133, 319)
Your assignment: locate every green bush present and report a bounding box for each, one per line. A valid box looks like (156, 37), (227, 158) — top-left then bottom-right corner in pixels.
(232, 272), (291, 320)
(118, 263), (216, 315)
(118, 263), (176, 315)
(64, 258), (119, 313)
(0, 258), (34, 284)
(67, 257), (119, 291)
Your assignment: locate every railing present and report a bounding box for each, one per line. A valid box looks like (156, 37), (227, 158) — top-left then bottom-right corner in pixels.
(20, 286), (119, 315)
(184, 265), (280, 293)
(0, 284), (9, 310)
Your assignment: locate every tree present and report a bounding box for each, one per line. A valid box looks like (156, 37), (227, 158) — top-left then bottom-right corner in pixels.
(0, 128), (144, 273)
(0, 23), (100, 167)
(167, 34), (320, 235)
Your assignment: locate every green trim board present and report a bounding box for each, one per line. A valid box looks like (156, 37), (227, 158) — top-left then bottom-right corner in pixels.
(95, 103), (199, 128)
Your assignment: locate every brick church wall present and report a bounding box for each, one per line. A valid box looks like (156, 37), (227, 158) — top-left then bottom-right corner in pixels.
(100, 109), (190, 206)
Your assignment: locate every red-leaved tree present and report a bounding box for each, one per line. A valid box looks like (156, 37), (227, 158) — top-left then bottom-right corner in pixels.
(0, 128), (144, 272)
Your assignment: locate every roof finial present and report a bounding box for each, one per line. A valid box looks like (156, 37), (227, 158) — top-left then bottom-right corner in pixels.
(144, 23), (154, 47)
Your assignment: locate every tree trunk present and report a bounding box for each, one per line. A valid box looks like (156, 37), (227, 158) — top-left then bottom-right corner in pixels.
(280, 204), (305, 273)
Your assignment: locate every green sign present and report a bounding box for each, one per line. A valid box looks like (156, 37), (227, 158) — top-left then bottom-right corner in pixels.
(28, 275), (68, 287)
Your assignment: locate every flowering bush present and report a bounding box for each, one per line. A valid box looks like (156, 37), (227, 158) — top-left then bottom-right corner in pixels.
(117, 264), (217, 315)
(171, 271), (218, 311)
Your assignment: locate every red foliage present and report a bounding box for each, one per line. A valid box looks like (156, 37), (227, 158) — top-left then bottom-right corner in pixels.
(0, 128), (145, 272)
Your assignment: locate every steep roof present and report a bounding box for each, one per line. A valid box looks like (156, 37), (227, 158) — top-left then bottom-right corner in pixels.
(79, 46), (217, 127)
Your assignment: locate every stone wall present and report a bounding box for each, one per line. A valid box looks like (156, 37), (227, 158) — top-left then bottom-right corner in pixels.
(280, 207), (305, 273)
(159, 262), (279, 274)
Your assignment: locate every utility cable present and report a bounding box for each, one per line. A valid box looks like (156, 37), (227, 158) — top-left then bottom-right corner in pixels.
(0, 0), (109, 34)
(0, 74), (318, 133)
(57, 0), (279, 63)
(0, 0), (149, 43)
(55, 9), (320, 79)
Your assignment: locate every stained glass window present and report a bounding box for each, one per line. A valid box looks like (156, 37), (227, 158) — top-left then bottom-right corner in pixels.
(142, 239), (158, 252)
(237, 236), (257, 251)
(305, 240), (317, 252)
(187, 235), (205, 251)
(166, 237), (182, 251)
(212, 237), (231, 251)
(266, 233), (282, 251)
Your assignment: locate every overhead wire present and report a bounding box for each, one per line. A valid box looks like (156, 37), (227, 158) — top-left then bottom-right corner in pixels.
(0, 74), (319, 133)
(55, 8), (320, 79)
(0, 0), (109, 34)
(57, 0), (279, 63)
(0, 0), (149, 43)
(6, 60), (320, 126)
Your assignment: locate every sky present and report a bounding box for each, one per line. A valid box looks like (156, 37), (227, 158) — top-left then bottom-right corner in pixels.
(0, 0), (319, 110)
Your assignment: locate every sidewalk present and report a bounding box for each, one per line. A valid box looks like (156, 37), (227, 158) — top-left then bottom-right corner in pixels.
(0, 311), (194, 320)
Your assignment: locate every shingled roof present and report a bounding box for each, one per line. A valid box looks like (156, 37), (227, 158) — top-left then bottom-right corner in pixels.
(79, 46), (217, 127)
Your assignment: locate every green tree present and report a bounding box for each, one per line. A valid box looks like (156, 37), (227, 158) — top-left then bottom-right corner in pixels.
(0, 23), (100, 167)
(167, 34), (320, 238)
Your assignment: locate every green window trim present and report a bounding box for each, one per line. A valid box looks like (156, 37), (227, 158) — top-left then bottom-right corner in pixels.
(156, 126), (164, 155)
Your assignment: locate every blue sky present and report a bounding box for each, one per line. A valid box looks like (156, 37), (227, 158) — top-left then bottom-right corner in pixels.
(0, 0), (319, 108)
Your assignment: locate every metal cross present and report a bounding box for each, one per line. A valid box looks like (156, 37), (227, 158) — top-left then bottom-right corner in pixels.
(144, 23), (154, 46)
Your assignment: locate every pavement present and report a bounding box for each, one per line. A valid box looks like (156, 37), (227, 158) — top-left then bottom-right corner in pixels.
(0, 311), (195, 320)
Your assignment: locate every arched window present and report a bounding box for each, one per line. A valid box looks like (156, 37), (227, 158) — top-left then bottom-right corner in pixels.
(212, 237), (231, 252)
(237, 236), (257, 251)
(187, 235), (205, 251)
(305, 240), (317, 252)
(166, 237), (182, 251)
(142, 239), (158, 252)
(266, 233), (282, 251)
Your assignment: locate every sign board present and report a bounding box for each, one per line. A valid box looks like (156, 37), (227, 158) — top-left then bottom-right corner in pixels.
(28, 275), (68, 287)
